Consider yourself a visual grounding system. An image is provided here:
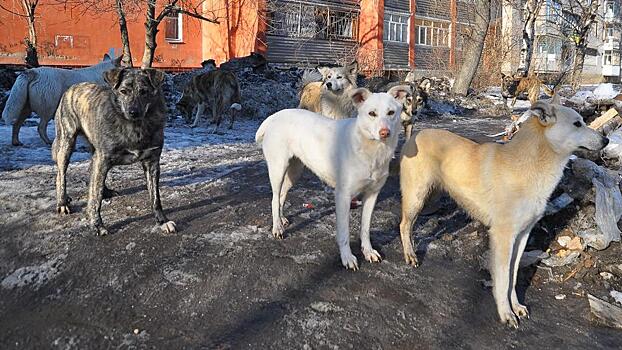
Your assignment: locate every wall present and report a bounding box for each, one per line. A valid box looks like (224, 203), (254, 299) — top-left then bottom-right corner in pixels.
(0, 0), (204, 68)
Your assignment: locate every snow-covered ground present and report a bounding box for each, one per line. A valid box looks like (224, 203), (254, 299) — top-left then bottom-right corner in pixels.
(0, 118), (263, 229)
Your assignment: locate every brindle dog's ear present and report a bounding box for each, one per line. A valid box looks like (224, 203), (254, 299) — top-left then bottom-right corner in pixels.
(113, 54), (125, 67)
(103, 68), (126, 89)
(388, 85), (412, 104)
(143, 68), (166, 90)
(531, 100), (557, 126)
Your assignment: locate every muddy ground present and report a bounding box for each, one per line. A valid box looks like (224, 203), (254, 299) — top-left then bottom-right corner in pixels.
(1, 112), (622, 349)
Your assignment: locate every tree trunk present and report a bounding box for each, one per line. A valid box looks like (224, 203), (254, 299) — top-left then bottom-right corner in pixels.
(23, 1), (39, 67)
(115, 0), (133, 67)
(141, 0), (158, 69)
(519, 0), (542, 76)
(571, 45), (586, 90)
(451, 0), (491, 95)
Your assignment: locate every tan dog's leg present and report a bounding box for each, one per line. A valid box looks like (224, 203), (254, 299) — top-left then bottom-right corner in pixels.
(509, 225), (533, 319)
(360, 190), (382, 263)
(489, 225), (519, 328)
(279, 157), (304, 227)
(191, 102), (205, 128)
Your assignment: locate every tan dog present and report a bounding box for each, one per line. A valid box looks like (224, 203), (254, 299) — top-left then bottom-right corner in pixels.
(399, 99), (608, 327)
(501, 73), (554, 107)
(298, 62), (358, 119)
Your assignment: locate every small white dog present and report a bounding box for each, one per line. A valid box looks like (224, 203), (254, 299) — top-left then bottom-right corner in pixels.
(256, 85), (410, 269)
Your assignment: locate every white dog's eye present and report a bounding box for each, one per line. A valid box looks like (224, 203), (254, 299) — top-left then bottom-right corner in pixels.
(387, 110), (395, 116)
(337, 76), (343, 79)
(573, 121), (582, 127)
(369, 111), (377, 117)
(327, 75), (332, 79)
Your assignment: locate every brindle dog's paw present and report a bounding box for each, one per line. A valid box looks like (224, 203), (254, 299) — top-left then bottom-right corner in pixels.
(160, 221), (177, 234)
(57, 205), (71, 215)
(94, 226), (110, 236)
(12, 141), (23, 146)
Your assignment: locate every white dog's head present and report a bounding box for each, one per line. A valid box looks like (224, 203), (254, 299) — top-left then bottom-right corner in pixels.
(350, 85), (411, 141)
(531, 99), (609, 154)
(318, 62), (358, 94)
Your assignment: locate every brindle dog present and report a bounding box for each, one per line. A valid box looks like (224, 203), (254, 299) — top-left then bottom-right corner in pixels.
(53, 68), (176, 236)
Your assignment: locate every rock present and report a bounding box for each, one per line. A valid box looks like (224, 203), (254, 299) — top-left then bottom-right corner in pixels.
(519, 250), (549, 267)
(310, 302), (343, 313)
(541, 250), (581, 267)
(555, 294), (566, 300)
(545, 193), (574, 216)
(588, 293), (622, 329)
(1, 254), (66, 290)
(610, 290), (622, 306)
(600, 272), (614, 280)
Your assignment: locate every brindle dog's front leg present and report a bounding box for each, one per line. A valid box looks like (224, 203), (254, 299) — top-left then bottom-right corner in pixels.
(142, 158), (176, 233)
(87, 152), (111, 236)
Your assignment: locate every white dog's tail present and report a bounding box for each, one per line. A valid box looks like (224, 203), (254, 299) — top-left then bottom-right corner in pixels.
(255, 116), (273, 144)
(2, 70), (34, 125)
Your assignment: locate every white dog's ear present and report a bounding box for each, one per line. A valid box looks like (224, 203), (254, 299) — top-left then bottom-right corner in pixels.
(550, 93), (561, 105)
(531, 100), (557, 126)
(103, 53), (111, 62)
(388, 85), (412, 104)
(350, 88), (371, 107)
(318, 67), (331, 78)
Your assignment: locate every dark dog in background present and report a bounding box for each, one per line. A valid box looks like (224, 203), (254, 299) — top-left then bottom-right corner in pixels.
(176, 69), (242, 130)
(53, 68), (176, 236)
(501, 73), (554, 107)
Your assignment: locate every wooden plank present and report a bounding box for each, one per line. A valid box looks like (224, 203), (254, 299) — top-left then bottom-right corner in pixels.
(588, 294), (622, 329)
(589, 108), (620, 130)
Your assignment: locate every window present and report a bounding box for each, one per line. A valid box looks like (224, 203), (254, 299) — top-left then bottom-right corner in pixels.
(165, 12), (183, 42)
(545, 0), (562, 22)
(606, 1), (617, 16)
(267, 1), (358, 41)
(604, 50), (613, 65)
(606, 25), (614, 38)
(383, 13), (409, 43)
(415, 20), (449, 47)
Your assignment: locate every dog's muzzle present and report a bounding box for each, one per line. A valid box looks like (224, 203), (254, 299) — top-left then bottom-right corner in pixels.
(379, 128), (390, 139)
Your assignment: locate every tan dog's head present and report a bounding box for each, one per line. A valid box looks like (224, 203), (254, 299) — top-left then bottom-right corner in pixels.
(350, 85), (410, 142)
(318, 62), (358, 94)
(531, 99), (609, 154)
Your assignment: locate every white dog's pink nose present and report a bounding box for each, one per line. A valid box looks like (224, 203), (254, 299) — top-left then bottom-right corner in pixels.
(379, 128), (390, 139)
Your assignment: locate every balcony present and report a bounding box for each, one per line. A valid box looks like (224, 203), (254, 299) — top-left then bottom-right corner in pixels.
(602, 64), (620, 77)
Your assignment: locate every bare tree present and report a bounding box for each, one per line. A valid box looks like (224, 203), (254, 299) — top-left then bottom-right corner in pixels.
(141, 0), (219, 68)
(549, 0), (601, 88)
(452, 0), (492, 95)
(519, 0), (544, 75)
(0, 0), (40, 66)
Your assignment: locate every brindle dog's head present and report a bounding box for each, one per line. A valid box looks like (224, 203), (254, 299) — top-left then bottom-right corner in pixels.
(501, 72), (521, 98)
(104, 68), (165, 121)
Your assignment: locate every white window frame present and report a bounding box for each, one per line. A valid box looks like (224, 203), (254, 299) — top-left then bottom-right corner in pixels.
(383, 12), (409, 43)
(165, 12), (183, 43)
(604, 50), (613, 66)
(415, 19), (449, 47)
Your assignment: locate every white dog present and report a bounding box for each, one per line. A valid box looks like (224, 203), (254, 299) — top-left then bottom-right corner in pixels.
(256, 85), (410, 269)
(2, 54), (121, 146)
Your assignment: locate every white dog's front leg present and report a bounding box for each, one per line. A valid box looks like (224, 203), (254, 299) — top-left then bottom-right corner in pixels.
(335, 189), (357, 270)
(360, 190), (381, 263)
(191, 102), (205, 128)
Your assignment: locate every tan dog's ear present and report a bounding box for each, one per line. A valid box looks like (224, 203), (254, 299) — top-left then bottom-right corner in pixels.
(550, 94), (561, 105)
(103, 68), (126, 89)
(350, 88), (371, 107)
(144, 68), (166, 89)
(531, 100), (557, 126)
(388, 85), (412, 104)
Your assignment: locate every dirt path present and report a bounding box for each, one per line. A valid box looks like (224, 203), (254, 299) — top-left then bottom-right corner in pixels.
(1, 117), (621, 349)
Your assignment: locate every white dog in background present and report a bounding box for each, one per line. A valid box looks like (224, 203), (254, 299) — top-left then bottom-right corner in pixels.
(256, 85), (411, 269)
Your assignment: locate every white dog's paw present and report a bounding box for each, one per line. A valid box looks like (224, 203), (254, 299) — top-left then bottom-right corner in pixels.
(340, 252), (359, 271)
(512, 303), (529, 319)
(280, 216), (290, 228)
(160, 221), (177, 234)
(272, 224), (285, 240)
(363, 248), (382, 263)
(499, 310), (519, 329)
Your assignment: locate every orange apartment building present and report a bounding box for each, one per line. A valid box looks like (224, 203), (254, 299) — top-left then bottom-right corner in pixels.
(0, 0), (470, 73)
